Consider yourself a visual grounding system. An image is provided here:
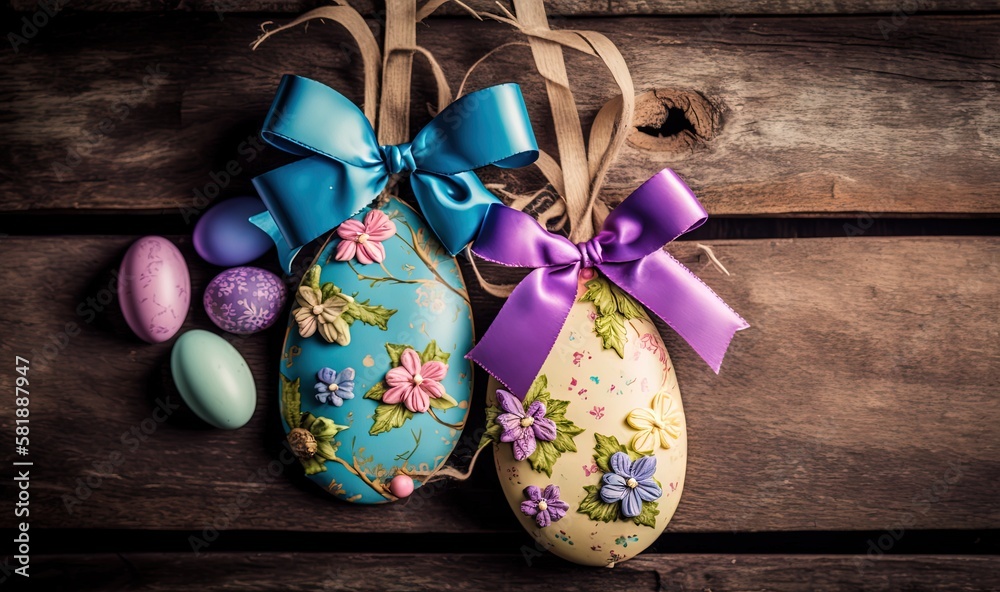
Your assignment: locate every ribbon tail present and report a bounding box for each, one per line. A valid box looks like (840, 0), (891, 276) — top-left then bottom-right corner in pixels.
(412, 171), (500, 256)
(251, 155), (386, 252)
(600, 251), (749, 373)
(249, 211), (303, 275)
(466, 264), (580, 399)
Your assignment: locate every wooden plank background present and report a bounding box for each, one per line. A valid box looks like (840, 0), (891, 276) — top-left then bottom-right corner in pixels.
(2, 14), (999, 214)
(0, 1), (997, 590)
(0, 236), (996, 534)
(29, 554), (1000, 591)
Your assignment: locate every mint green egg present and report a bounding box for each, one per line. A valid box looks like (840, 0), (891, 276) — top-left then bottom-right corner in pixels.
(171, 329), (257, 429)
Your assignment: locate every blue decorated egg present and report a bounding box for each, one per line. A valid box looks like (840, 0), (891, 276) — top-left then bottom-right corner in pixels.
(203, 266), (287, 335)
(194, 196), (273, 266)
(276, 198), (473, 503)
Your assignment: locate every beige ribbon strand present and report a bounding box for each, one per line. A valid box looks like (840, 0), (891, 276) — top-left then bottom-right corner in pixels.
(252, 5), (381, 126)
(378, 0), (417, 147)
(481, 1), (636, 243)
(510, 0), (590, 243)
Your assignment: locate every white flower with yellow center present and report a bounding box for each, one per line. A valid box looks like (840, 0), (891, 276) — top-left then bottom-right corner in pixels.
(625, 392), (683, 453)
(292, 285), (353, 345)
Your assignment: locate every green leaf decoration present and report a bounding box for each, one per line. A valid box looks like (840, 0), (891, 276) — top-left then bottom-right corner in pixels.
(480, 404), (503, 449)
(302, 265), (322, 291)
(429, 392), (458, 410)
(578, 484), (620, 523)
(320, 281), (342, 302)
(307, 414), (348, 440)
(364, 380), (387, 402)
(580, 275), (646, 359)
(594, 311), (627, 358)
(370, 403), (414, 436)
(384, 343), (412, 367)
(279, 374), (302, 431)
(519, 374), (585, 476)
(577, 485), (661, 529)
(552, 429), (580, 453)
(527, 439), (562, 477)
(315, 440), (340, 461)
(580, 277), (617, 316)
(632, 500), (660, 528)
(300, 456), (327, 476)
(593, 433), (639, 473)
(610, 282), (645, 320)
(347, 299), (396, 331)
(420, 340), (451, 365)
(522, 374), (549, 407)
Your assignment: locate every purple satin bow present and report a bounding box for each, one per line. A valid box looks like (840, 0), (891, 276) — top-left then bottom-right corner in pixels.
(466, 169), (749, 398)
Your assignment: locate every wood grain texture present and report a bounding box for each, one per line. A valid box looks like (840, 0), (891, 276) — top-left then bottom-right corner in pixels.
(0, 235), (996, 533)
(2, 14), (998, 214)
(11, 0), (1000, 15)
(29, 553), (1000, 591)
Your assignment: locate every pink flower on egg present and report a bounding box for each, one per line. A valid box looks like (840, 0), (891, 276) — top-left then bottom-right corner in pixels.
(334, 210), (397, 265)
(382, 348), (448, 413)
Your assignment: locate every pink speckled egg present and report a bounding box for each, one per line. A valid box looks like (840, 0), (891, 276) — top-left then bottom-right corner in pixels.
(118, 236), (191, 343)
(203, 266), (287, 335)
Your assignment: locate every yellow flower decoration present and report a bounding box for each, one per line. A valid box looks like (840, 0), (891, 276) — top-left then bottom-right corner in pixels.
(626, 393), (683, 453)
(292, 285), (352, 345)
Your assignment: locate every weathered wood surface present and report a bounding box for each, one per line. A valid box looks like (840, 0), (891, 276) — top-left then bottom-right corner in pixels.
(2, 14), (998, 214)
(11, 0), (1000, 15)
(30, 553), (1000, 591)
(0, 235), (996, 533)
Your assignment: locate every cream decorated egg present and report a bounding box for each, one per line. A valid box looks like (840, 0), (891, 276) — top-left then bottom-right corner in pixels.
(484, 269), (686, 566)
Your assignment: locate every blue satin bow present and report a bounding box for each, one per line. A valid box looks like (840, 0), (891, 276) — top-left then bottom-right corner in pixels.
(250, 75), (538, 272)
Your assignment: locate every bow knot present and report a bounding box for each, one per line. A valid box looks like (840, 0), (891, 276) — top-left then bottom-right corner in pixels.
(380, 143), (416, 175)
(249, 76), (538, 270)
(576, 238), (604, 269)
(466, 169), (749, 399)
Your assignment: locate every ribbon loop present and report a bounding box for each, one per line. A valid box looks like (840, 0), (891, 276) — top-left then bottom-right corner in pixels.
(251, 75), (539, 263)
(467, 169), (749, 399)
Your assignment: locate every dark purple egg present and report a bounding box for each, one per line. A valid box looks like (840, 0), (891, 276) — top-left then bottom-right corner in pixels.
(194, 196), (272, 266)
(203, 267), (287, 335)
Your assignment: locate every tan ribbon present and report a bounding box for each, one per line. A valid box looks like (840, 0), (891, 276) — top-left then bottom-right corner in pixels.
(483, 0), (636, 243)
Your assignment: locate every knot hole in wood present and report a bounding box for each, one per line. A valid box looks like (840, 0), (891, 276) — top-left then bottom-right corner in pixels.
(629, 89), (722, 154)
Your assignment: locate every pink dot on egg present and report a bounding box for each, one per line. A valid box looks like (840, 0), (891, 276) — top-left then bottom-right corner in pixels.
(580, 267), (596, 280)
(389, 475), (414, 498)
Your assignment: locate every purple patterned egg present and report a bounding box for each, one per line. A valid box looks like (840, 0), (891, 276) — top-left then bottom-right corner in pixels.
(203, 266), (287, 335)
(118, 236), (191, 343)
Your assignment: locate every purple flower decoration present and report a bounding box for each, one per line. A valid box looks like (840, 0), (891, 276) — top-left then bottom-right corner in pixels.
(600, 452), (662, 518)
(314, 367), (356, 407)
(520, 485), (569, 527)
(496, 389), (557, 461)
